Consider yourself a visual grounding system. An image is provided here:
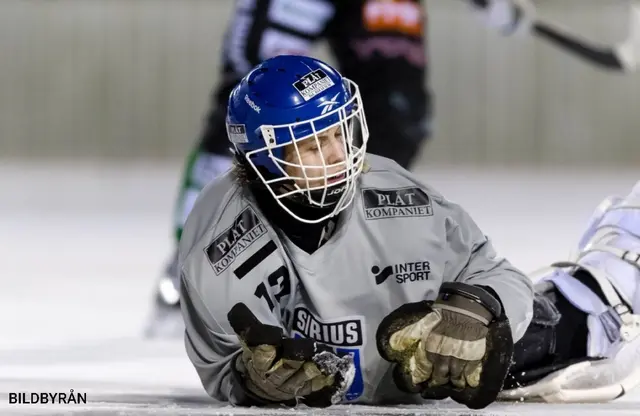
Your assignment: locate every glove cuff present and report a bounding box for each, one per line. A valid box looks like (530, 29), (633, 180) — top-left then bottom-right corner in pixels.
(436, 282), (502, 322)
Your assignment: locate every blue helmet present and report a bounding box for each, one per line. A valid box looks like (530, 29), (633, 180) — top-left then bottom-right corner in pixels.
(226, 55), (369, 223)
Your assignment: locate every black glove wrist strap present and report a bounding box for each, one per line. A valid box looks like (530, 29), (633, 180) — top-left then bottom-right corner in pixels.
(437, 282), (502, 320)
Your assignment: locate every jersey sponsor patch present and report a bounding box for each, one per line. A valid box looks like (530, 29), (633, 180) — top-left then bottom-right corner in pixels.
(363, 0), (423, 36)
(372, 261), (431, 285)
(292, 307), (366, 401)
(293, 69), (335, 101)
(227, 124), (248, 144)
(206, 207), (267, 275)
(292, 307), (364, 347)
(362, 186), (433, 219)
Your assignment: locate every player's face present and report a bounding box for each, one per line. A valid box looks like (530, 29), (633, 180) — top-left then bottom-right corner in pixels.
(283, 125), (347, 190)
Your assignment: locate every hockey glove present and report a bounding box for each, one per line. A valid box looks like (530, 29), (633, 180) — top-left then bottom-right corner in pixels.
(227, 303), (355, 407)
(377, 282), (513, 409)
(471, 0), (535, 36)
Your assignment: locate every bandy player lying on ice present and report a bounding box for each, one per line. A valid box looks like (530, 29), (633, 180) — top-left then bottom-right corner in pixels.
(178, 55), (640, 408)
(146, 0), (539, 338)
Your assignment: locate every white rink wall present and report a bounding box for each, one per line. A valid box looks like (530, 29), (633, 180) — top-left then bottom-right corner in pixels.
(0, 0), (639, 166)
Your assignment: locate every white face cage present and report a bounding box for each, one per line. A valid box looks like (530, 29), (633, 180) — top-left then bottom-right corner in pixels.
(245, 78), (369, 224)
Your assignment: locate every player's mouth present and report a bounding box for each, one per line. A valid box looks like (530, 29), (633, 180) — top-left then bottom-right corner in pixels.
(327, 173), (346, 183)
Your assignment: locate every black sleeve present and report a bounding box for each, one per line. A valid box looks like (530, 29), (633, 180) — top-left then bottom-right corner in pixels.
(200, 0), (337, 155)
(326, 0), (431, 168)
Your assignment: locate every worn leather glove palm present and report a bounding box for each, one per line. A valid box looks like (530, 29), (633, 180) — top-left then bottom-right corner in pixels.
(228, 303), (354, 407)
(377, 283), (513, 409)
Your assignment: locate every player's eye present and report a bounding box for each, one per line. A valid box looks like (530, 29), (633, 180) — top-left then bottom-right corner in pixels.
(317, 136), (331, 147)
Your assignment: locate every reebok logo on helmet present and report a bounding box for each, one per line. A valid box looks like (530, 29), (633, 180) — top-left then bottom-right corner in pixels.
(318, 92), (341, 115)
(244, 94), (261, 113)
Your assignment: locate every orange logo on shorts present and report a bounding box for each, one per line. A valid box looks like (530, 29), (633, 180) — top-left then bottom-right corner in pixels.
(363, 0), (424, 36)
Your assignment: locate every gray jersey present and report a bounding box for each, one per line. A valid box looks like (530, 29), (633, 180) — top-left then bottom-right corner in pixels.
(178, 154), (534, 404)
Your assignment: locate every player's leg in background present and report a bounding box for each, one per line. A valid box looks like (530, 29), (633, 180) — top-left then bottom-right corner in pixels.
(143, 95), (234, 339)
(150, 118), (232, 305)
(144, 0), (337, 338)
(505, 281), (589, 388)
(501, 181), (640, 402)
(328, 0), (431, 169)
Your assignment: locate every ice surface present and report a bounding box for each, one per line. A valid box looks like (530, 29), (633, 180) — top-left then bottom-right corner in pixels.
(2, 161), (640, 415)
